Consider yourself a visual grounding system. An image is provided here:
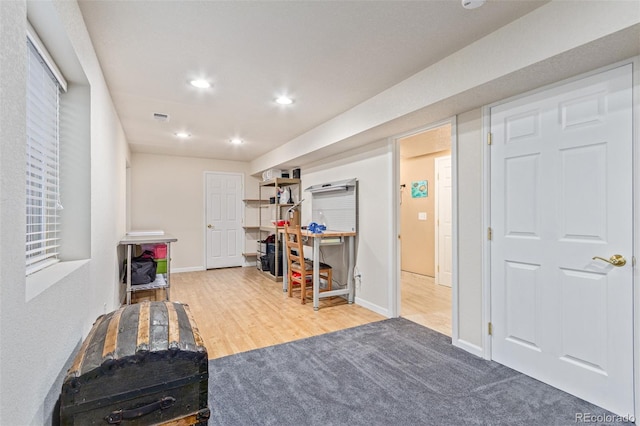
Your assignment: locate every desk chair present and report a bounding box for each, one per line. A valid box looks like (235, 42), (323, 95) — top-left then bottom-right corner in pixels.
(284, 225), (332, 304)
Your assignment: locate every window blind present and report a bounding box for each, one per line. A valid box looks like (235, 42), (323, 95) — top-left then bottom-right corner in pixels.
(26, 39), (63, 275)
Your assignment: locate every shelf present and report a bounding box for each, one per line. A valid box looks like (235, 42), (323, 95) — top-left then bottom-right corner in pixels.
(242, 252), (257, 257)
(129, 274), (167, 292)
(260, 225), (294, 232)
(260, 178), (301, 187)
(243, 199), (260, 202)
(258, 177), (300, 281)
(259, 202), (294, 207)
(243, 226), (260, 230)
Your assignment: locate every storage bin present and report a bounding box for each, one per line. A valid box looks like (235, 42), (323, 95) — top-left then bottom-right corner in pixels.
(267, 242), (282, 254)
(154, 244), (167, 259)
(156, 259), (167, 274)
(139, 243), (167, 259)
(259, 255), (269, 271)
(267, 252), (283, 277)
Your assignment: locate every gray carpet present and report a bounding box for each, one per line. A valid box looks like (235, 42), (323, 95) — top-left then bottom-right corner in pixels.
(208, 318), (632, 425)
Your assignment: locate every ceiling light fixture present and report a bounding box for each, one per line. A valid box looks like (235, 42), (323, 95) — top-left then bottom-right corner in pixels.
(174, 132), (191, 139)
(230, 138), (244, 145)
(275, 95), (294, 105)
(190, 79), (211, 89)
(461, 0), (485, 9)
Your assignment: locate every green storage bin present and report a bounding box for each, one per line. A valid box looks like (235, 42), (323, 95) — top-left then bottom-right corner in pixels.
(156, 259), (167, 274)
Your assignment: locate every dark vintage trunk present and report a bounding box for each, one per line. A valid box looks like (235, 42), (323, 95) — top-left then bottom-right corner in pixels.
(60, 301), (209, 425)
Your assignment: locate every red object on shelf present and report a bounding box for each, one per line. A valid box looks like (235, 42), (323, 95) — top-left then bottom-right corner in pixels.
(270, 220), (290, 227)
(153, 244), (167, 259)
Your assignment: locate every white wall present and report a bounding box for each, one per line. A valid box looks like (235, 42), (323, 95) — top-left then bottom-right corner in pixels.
(301, 140), (393, 316)
(0, 1), (129, 424)
(248, 1), (640, 358)
(455, 109), (484, 352)
(130, 153), (259, 271)
(251, 1), (640, 175)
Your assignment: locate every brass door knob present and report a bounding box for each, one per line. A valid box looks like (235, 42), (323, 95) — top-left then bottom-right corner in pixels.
(592, 254), (626, 267)
(207, 224), (213, 229)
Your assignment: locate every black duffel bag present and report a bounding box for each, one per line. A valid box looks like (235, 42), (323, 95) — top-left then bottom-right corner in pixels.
(126, 250), (157, 285)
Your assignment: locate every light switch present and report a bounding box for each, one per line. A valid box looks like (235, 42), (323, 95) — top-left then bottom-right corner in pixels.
(418, 212), (427, 221)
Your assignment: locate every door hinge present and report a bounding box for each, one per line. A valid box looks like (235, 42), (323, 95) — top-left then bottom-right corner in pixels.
(437, 265), (440, 272)
(487, 132), (493, 145)
(487, 227), (492, 240)
(488, 322), (493, 336)
(633, 256), (637, 267)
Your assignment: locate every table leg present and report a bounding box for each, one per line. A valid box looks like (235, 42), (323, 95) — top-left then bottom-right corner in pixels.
(313, 236), (320, 310)
(166, 243), (171, 301)
(126, 244), (132, 305)
(282, 236), (288, 293)
(347, 235), (354, 304)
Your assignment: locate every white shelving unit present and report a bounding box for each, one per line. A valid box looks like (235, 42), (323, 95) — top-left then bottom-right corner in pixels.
(257, 178), (301, 281)
(242, 199), (260, 260)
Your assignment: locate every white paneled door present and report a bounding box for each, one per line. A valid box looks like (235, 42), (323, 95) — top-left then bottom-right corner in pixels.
(490, 64), (633, 416)
(205, 172), (243, 269)
(435, 155), (452, 287)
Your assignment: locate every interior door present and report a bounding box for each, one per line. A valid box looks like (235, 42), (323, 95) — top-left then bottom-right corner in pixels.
(206, 172), (243, 269)
(435, 155), (452, 287)
(490, 64), (633, 416)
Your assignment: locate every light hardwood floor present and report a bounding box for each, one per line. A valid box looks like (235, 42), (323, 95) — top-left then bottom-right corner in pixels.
(166, 267), (385, 359)
(400, 271), (452, 336)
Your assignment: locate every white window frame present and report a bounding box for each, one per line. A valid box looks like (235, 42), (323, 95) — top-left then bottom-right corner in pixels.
(25, 24), (67, 276)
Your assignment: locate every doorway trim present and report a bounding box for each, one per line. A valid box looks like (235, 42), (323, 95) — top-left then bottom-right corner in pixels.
(435, 154), (452, 287)
(391, 116), (459, 342)
(202, 171), (245, 270)
(481, 56), (639, 416)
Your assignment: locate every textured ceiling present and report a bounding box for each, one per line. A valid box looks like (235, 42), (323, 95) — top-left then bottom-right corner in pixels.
(78, 0), (548, 162)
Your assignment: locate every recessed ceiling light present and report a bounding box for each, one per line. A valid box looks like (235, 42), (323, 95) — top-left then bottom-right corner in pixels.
(275, 95), (294, 105)
(230, 138), (244, 145)
(190, 79), (211, 89)
(174, 132), (191, 139)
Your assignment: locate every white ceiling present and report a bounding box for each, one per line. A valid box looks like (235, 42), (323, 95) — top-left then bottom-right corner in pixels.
(78, 0), (547, 162)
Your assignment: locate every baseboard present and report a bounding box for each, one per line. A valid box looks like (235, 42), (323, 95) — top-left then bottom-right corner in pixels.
(354, 297), (391, 318)
(452, 337), (484, 358)
(172, 266), (206, 274)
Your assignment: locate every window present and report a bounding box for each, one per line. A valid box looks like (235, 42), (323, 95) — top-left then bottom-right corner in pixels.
(25, 30), (67, 275)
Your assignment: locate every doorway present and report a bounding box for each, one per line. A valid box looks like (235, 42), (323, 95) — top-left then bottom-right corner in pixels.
(398, 123), (453, 336)
(204, 172), (244, 269)
(488, 63), (634, 416)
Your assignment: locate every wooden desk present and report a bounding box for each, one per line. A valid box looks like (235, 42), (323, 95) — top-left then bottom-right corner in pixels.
(280, 229), (356, 310)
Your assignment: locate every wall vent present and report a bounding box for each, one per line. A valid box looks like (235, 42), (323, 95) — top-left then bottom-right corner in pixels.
(153, 112), (170, 122)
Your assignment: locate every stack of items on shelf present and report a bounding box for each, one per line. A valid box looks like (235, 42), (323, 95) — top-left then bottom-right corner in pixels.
(125, 243), (168, 289)
(257, 234), (283, 277)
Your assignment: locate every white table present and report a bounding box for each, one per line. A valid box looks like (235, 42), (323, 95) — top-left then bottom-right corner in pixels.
(120, 234), (177, 304)
(281, 229), (356, 310)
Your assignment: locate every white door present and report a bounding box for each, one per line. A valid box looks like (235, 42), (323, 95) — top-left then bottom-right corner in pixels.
(490, 64), (633, 416)
(435, 155), (452, 287)
(205, 172), (243, 269)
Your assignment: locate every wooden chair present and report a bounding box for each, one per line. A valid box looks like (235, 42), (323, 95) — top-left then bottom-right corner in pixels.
(284, 224), (332, 304)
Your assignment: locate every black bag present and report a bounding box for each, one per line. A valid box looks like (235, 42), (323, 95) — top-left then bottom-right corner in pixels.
(127, 250), (157, 285)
